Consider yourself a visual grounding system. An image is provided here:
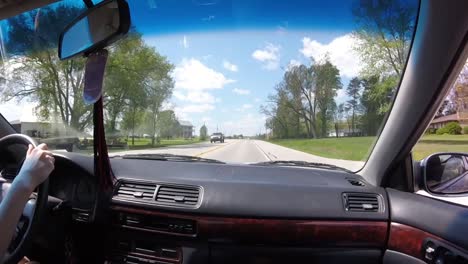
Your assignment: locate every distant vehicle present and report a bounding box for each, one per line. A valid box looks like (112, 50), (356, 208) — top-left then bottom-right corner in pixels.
(210, 132), (225, 143)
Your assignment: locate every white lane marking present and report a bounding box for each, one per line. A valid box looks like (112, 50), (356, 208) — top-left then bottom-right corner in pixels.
(252, 140), (272, 161)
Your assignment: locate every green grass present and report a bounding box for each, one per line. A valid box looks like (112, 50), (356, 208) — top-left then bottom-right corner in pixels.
(269, 134), (468, 161)
(126, 138), (202, 149)
(413, 134), (468, 160)
(269, 137), (375, 161)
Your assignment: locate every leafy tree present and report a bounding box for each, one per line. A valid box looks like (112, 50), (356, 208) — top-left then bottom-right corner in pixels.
(352, 0), (417, 136)
(157, 110), (180, 139)
(199, 125), (208, 140)
(314, 57), (342, 137)
(331, 102), (345, 138)
(121, 107), (145, 144)
(284, 64), (318, 138)
(262, 85), (302, 139)
(352, 0), (417, 77)
(360, 76), (380, 136)
(346, 77), (361, 134)
(105, 34), (174, 136)
(3, 5), (91, 131)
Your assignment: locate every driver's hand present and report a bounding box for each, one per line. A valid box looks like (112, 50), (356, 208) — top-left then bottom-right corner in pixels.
(16, 144), (55, 193)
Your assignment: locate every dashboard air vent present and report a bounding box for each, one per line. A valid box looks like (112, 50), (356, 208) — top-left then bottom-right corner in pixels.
(155, 185), (200, 208)
(347, 178), (365, 187)
(116, 182), (156, 201)
(343, 193), (381, 212)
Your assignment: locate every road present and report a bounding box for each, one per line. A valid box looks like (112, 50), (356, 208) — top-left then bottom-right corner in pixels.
(112, 139), (364, 171)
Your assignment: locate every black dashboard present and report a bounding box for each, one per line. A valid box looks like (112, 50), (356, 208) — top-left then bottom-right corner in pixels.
(46, 152), (390, 264)
(48, 156), (98, 221)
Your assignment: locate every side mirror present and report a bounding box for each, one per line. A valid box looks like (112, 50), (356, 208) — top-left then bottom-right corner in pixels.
(421, 153), (468, 195)
(58, 0), (130, 60)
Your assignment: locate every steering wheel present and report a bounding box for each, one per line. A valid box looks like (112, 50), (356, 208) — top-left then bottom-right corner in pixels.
(0, 134), (49, 264)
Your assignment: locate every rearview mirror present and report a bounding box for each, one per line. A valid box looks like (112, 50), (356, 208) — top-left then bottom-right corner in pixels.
(422, 153), (468, 195)
(58, 0), (130, 60)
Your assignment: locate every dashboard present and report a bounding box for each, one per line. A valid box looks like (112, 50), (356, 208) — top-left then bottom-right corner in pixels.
(15, 152), (467, 264)
(48, 157), (97, 220)
(49, 153), (390, 264)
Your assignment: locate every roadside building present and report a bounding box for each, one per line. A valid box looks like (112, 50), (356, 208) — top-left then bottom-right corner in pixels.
(328, 128), (362, 137)
(178, 120), (194, 138)
(10, 119), (68, 138)
(429, 114), (460, 130)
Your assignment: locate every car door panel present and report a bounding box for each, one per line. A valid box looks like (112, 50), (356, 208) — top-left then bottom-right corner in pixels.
(383, 250), (426, 264)
(386, 188), (468, 262)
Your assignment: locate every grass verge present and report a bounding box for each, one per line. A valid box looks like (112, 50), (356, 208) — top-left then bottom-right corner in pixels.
(269, 134), (468, 161)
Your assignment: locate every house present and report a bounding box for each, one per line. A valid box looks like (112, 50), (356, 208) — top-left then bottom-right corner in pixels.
(178, 120), (193, 138)
(429, 113), (461, 129)
(328, 128), (362, 137)
(10, 119), (69, 138)
(428, 83), (468, 130)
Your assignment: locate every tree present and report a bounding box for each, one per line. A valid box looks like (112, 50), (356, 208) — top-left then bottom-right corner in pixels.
(3, 5), (92, 131)
(352, 0), (417, 77)
(145, 75), (174, 146)
(352, 0), (417, 136)
(104, 34), (174, 136)
(157, 110), (180, 139)
(346, 77), (361, 134)
(284, 64), (318, 138)
(435, 100), (456, 118)
(314, 57), (342, 137)
(262, 85), (303, 139)
(200, 125), (208, 140)
(331, 103), (345, 138)
(121, 107), (144, 144)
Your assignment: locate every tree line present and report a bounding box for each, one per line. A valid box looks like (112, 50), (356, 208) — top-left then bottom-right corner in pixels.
(1, 4), (180, 146)
(261, 0), (417, 139)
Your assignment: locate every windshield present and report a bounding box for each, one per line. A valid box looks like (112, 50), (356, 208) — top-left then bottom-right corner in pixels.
(0, 0), (419, 172)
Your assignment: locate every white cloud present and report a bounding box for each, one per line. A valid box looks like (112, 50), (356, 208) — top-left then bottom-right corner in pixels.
(232, 88), (250, 95)
(175, 103), (215, 114)
(252, 43), (281, 70)
(182, 35), (189, 49)
(172, 58), (235, 90)
(300, 34), (361, 78)
(287, 59), (301, 70)
(173, 91), (217, 104)
(222, 114), (266, 136)
(223, 60), (238, 72)
(335, 89), (347, 105)
(254, 98), (262, 103)
(236, 103), (253, 112)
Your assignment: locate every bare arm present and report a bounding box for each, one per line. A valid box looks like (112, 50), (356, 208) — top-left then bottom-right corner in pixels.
(0, 144), (54, 259)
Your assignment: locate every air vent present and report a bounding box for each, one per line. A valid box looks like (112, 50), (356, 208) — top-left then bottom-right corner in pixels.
(72, 209), (91, 222)
(343, 193), (381, 212)
(0, 168), (18, 180)
(347, 178), (365, 187)
(155, 185), (200, 208)
(115, 182), (156, 201)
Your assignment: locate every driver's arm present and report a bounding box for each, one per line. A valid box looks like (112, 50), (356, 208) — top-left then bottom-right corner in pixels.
(0, 144), (54, 260)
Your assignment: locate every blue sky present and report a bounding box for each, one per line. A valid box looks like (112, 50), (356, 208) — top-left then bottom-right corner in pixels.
(0, 0), (369, 136)
(127, 0), (362, 136)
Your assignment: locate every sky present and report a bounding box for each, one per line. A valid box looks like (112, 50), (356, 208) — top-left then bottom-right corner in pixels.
(131, 0), (362, 136)
(0, 0), (369, 136)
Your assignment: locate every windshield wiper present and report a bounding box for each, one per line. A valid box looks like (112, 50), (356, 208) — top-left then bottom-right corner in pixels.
(253, 160), (352, 173)
(113, 153), (225, 164)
